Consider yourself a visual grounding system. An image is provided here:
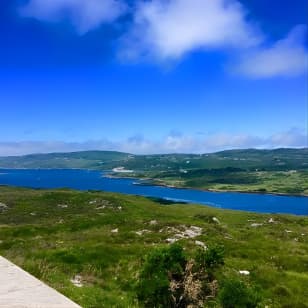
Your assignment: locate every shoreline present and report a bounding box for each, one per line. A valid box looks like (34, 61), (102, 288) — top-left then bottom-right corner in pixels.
(107, 173), (308, 198)
(1, 167), (307, 198)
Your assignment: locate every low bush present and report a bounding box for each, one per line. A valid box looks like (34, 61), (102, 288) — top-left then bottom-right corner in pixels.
(219, 278), (262, 308)
(195, 245), (225, 271)
(136, 244), (186, 307)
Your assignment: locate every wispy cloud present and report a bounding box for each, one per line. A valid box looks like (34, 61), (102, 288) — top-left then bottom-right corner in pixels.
(117, 0), (307, 79)
(19, 0), (308, 78)
(20, 0), (127, 34)
(0, 129), (306, 156)
(119, 0), (262, 61)
(235, 25), (308, 78)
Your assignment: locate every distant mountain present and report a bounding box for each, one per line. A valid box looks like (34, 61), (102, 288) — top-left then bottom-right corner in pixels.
(0, 148), (307, 171)
(0, 151), (132, 169)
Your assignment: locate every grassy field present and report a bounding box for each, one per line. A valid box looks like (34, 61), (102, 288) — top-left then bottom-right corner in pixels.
(142, 170), (308, 196)
(0, 186), (307, 307)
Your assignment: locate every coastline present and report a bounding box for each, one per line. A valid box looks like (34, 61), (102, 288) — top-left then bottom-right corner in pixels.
(107, 173), (308, 198)
(1, 167), (307, 198)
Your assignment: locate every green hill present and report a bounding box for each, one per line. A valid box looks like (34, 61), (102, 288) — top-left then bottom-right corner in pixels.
(0, 148), (307, 171)
(1, 148), (307, 195)
(0, 186), (307, 307)
(0, 150), (131, 169)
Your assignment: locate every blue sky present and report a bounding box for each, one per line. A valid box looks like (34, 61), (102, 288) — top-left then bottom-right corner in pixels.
(0, 0), (307, 155)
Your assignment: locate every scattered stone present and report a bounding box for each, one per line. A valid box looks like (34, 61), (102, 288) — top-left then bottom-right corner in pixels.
(294, 238), (299, 242)
(0, 203), (7, 211)
(239, 270), (250, 275)
(135, 229), (151, 236)
(90, 199), (112, 207)
(183, 226), (202, 238)
(268, 218), (275, 223)
(285, 230), (293, 233)
(195, 240), (207, 249)
(166, 238), (178, 244)
(301, 233), (305, 236)
(160, 225), (202, 239)
(149, 220), (158, 225)
(96, 206), (106, 210)
(250, 223), (263, 227)
(175, 233), (186, 239)
(58, 204), (68, 208)
(70, 275), (83, 287)
(111, 228), (118, 234)
(212, 217), (220, 224)
(117, 206), (122, 211)
(30, 212), (36, 216)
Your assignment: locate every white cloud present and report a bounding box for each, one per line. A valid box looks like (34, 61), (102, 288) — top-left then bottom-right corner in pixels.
(119, 0), (262, 61)
(0, 129), (306, 156)
(20, 0), (127, 34)
(235, 25), (308, 78)
(269, 128), (308, 148)
(19, 0), (308, 79)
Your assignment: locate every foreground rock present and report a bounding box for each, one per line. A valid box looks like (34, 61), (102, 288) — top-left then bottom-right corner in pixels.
(0, 203), (7, 211)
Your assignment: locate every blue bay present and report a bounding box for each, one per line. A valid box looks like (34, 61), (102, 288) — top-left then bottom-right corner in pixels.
(0, 169), (307, 216)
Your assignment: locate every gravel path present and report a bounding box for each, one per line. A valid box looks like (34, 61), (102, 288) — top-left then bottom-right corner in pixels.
(0, 256), (82, 308)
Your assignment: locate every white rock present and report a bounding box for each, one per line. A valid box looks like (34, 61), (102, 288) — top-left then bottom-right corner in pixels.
(268, 218), (275, 223)
(285, 230), (293, 233)
(250, 223), (263, 227)
(166, 238), (178, 244)
(58, 204), (68, 208)
(174, 233), (185, 239)
(111, 228), (118, 233)
(70, 275), (83, 287)
(118, 206), (122, 210)
(190, 226), (202, 233)
(212, 217), (220, 224)
(0, 202), (7, 209)
(183, 226), (202, 238)
(96, 206), (106, 210)
(149, 220), (158, 225)
(183, 230), (195, 238)
(239, 270), (250, 275)
(195, 241), (207, 249)
(135, 229), (150, 236)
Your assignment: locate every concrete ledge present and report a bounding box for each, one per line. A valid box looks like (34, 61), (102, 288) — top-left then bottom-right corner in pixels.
(0, 256), (82, 308)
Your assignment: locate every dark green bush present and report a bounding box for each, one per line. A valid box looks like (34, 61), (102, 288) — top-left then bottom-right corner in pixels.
(219, 278), (262, 308)
(136, 244), (187, 307)
(195, 245), (225, 271)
